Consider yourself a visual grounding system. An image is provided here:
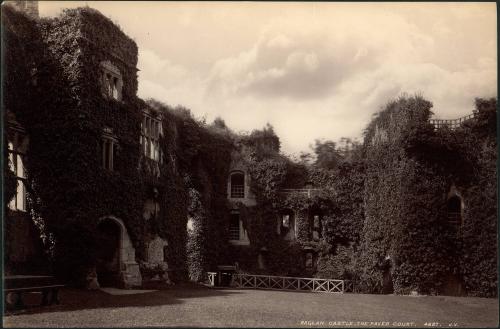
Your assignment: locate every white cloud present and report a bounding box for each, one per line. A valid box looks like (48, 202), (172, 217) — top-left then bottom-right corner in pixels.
(121, 2), (495, 154)
(138, 48), (189, 88)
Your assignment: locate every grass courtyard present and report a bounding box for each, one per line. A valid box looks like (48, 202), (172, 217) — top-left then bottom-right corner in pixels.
(3, 284), (498, 328)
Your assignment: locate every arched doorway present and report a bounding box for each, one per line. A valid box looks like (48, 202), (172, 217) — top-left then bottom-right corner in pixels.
(96, 218), (121, 287)
(441, 191), (465, 296)
(96, 216), (142, 288)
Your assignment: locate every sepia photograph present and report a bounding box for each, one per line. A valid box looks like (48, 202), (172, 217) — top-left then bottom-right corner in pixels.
(1, 1), (498, 327)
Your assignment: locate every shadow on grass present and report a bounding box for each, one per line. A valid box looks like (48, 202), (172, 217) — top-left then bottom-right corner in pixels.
(4, 283), (240, 317)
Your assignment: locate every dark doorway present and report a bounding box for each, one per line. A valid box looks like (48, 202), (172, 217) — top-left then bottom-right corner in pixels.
(382, 266), (394, 294)
(96, 219), (121, 287)
(441, 273), (464, 296)
(447, 196), (462, 226)
(442, 195), (464, 296)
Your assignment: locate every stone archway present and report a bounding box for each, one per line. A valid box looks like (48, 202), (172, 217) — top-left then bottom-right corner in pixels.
(97, 216), (142, 288)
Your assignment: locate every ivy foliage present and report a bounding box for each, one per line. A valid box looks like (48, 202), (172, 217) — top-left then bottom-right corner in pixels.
(3, 6), (232, 285)
(3, 7), (145, 284)
(148, 101), (234, 282)
(217, 124), (366, 277)
(3, 7), (496, 296)
(358, 95), (497, 296)
(455, 98), (497, 297)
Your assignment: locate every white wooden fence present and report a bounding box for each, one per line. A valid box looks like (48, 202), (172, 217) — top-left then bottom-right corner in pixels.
(208, 272), (353, 294)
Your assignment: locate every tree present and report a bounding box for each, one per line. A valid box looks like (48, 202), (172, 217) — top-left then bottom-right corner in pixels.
(212, 117), (228, 130)
(313, 139), (341, 169)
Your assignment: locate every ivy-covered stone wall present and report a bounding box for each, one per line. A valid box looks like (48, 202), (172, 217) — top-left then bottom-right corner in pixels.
(2, 6), (234, 286)
(34, 8), (145, 284)
(358, 95), (497, 297)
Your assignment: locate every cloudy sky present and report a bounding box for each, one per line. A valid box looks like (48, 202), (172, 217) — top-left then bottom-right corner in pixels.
(39, 1), (497, 155)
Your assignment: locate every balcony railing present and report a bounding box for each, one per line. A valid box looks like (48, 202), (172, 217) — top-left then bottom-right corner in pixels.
(429, 113), (476, 130)
(279, 188), (323, 198)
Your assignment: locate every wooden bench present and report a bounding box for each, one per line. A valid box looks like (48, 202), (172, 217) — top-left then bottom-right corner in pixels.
(4, 275), (64, 310)
(5, 285), (64, 309)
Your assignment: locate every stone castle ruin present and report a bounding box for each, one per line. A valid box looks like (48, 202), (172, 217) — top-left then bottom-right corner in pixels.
(3, 3), (497, 296)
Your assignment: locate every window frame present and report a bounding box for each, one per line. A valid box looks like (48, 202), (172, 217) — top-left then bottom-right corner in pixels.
(228, 211), (249, 245)
(140, 110), (163, 163)
(230, 171), (245, 199)
(100, 61), (123, 101)
(7, 125), (28, 212)
(101, 127), (118, 171)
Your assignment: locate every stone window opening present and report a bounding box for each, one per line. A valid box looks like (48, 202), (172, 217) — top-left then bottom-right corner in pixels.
(282, 214), (290, 228)
(228, 211), (249, 245)
(7, 127), (28, 212)
(187, 218), (194, 232)
(100, 61), (122, 101)
(140, 111), (163, 163)
(312, 214), (323, 241)
(229, 212), (240, 240)
(305, 252), (314, 269)
(101, 128), (118, 171)
(112, 77), (119, 99)
(278, 210), (296, 240)
(230, 171), (245, 198)
(143, 188), (160, 221)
